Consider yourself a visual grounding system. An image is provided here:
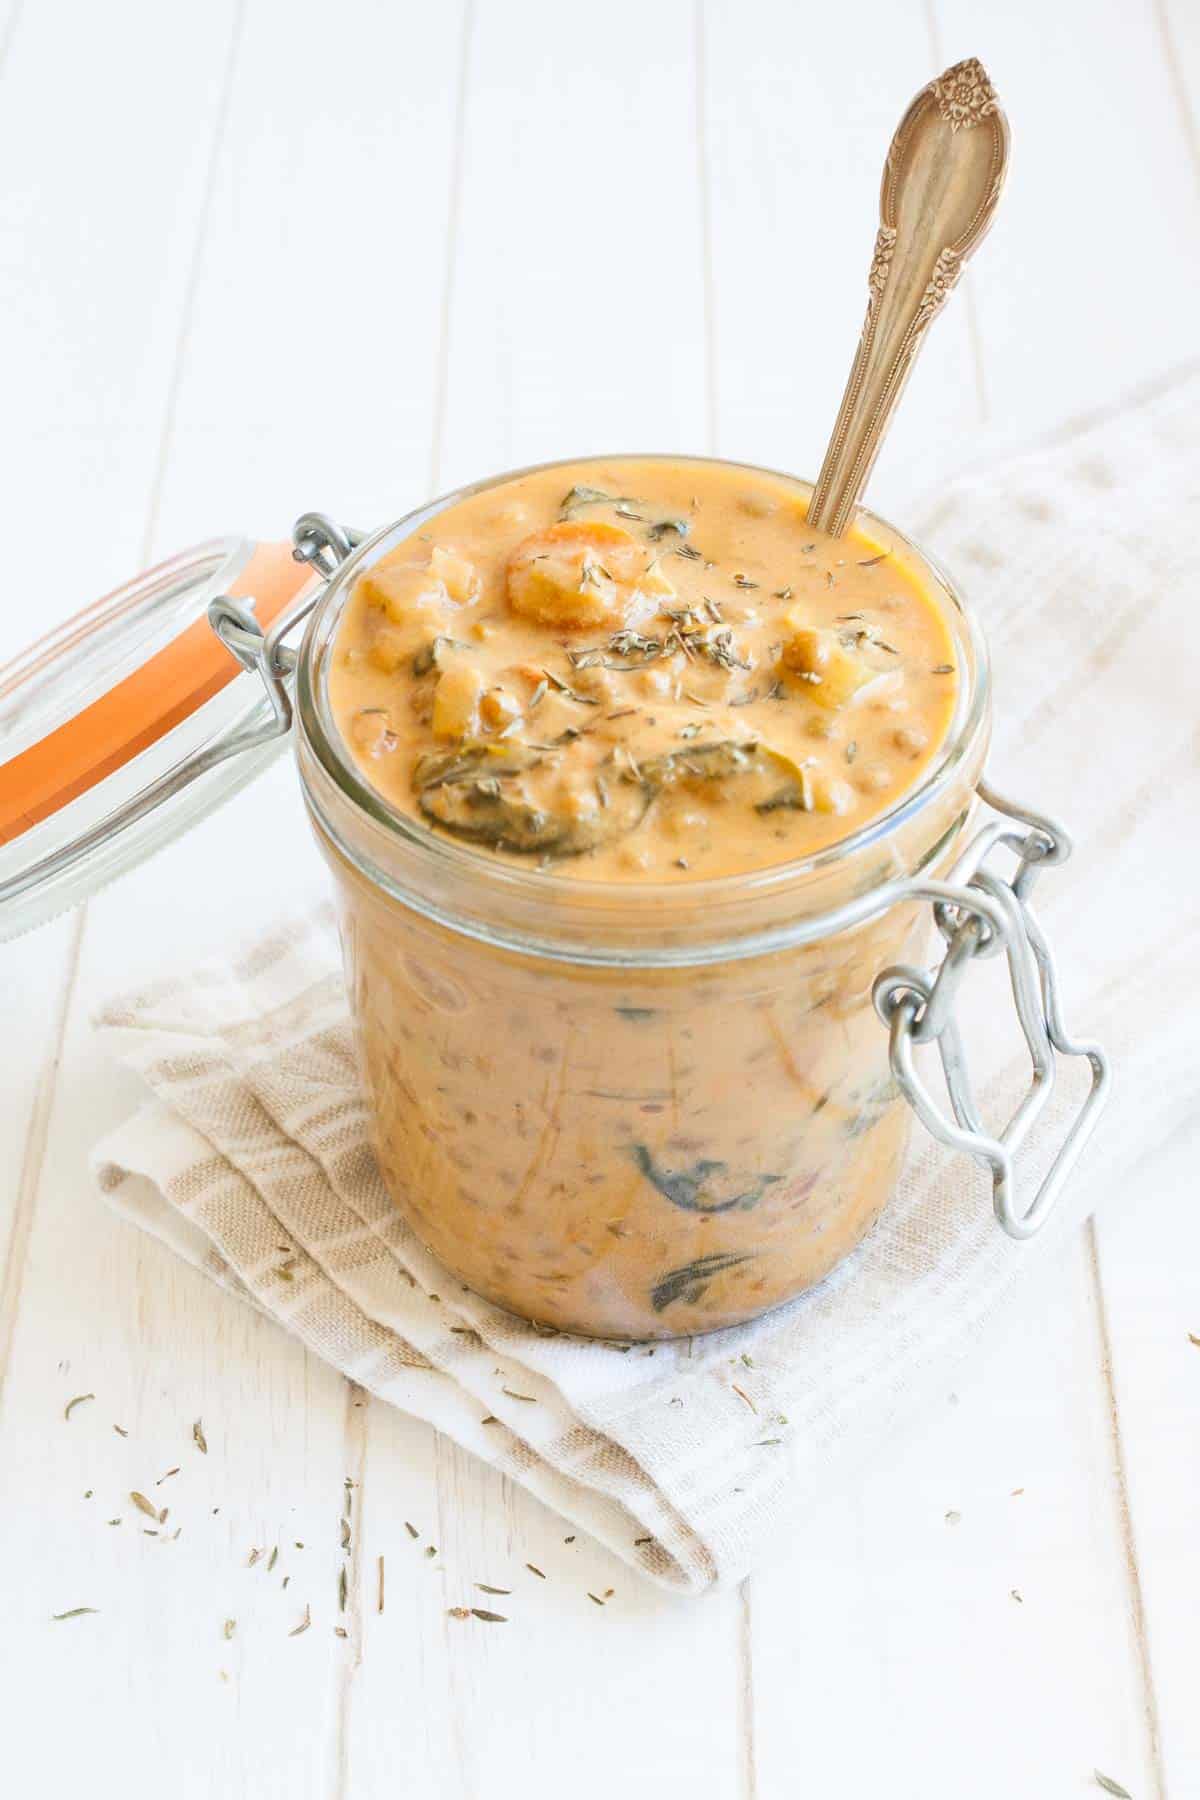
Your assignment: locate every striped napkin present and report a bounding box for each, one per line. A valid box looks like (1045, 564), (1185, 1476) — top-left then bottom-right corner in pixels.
(92, 370), (1200, 1593)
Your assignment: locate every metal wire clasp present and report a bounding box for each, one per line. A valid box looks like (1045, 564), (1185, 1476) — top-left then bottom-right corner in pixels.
(208, 512), (363, 749)
(873, 780), (1111, 1240)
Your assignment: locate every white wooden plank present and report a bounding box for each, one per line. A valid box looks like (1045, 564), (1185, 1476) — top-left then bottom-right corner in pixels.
(343, 3), (746, 1792)
(0, 912), (79, 1379)
(1160, 0), (1200, 178)
(749, 1235), (1159, 1798)
(0, 0), (240, 655)
(1094, 1123), (1200, 1792)
(932, 0), (1200, 437)
(435, 0), (710, 491)
(1076, 11), (1200, 1791)
(147, 0), (469, 554)
(699, 0), (983, 517)
(353, 1403), (743, 1799)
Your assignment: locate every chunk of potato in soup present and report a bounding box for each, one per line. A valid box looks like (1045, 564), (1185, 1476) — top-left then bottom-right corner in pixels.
(320, 459), (967, 1338)
(329, 458), (958, 880)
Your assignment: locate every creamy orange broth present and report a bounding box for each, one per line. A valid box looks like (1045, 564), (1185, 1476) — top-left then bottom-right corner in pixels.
(329, 459), (957, 881)
(319, 459), (966, 1339)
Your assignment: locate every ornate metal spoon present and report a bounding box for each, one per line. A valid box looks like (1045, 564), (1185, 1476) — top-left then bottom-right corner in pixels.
(807, 57), (1010, 538)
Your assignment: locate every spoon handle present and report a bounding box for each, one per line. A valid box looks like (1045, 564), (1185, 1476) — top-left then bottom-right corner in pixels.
(807, 58), (1010, 538)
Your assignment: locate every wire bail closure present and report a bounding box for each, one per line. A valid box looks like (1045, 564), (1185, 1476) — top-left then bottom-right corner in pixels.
(873, 780), (1110, 1240)
(208, 513), (364, 750)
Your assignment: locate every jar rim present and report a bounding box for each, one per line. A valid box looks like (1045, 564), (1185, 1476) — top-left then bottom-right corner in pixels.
(294, 454), (991, 965)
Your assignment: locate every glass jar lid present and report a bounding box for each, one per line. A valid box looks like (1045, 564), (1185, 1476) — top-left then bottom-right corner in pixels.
(0, 537), (314, 942)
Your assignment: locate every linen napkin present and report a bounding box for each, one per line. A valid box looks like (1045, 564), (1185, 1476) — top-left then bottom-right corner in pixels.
(92, 369), (1200, 1594)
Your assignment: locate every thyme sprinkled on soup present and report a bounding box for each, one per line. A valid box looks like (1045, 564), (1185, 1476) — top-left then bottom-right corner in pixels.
(329, 459), (957, 880)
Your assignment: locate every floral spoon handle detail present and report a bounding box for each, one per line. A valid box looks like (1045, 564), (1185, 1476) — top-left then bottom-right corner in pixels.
(807, 57), (1010, 538)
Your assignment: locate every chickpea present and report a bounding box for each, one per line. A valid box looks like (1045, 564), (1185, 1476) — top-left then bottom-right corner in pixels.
(350, 710), (396, 757)
(480, 687), (521, 730)
(853, 763), (893, 794)
(893, 724), (929, 757)
(638, 667), (673, 698)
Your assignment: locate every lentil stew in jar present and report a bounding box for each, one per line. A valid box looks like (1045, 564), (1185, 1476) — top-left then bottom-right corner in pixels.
(298, 457), (990, 1339)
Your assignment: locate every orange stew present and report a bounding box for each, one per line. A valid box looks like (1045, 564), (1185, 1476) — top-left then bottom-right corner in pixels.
(320, 460), (964, 1338)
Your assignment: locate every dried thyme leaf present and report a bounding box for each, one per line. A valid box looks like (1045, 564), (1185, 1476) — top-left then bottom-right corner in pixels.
(156, 1467), (180, 1485)
(1093, 1773), (1133, 1799)
(338, 1566), (348, 1612)
(129, 1491), (157, 1520)
(52, 1607), (98, 1621)
(223, 1619), (236, 1641)
(247, 1548), (261, 1568)
(502, 1387), (537, 1403)
(470, 1608), (508, 1623)
(192, 1419), (208, 1455)
(267, 1547), (279, 1572)
(447, 1606), (471, 1619)
(634, 1537), (653, 1547)
(858, 551), (889, 567)
(340, 1518), (351, 1552)
(404, 1521), (419, 1539)
(541, 667), (600, 706)
(730, 1384), (757, 1414)
(1188, 1333), (1200, 1348)
(377, 1555), (385, 1615)
(113, 1424), (128, 1437)
(526, 1564), (546, 1579)
(475, 1583), (511, 1596)
(64, 1393), (95, 1421)
(587, 1592), (606, 1607)
(944, 1510), (962, 1525)
(931, 663), (955, 675)
(289, 1605), (312, 1637)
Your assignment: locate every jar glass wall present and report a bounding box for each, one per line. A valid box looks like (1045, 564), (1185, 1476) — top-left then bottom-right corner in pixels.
(294, 461), (990, 1339)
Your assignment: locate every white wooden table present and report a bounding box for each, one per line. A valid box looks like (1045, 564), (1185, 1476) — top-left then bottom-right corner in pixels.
(1, 4), (1197, 1795)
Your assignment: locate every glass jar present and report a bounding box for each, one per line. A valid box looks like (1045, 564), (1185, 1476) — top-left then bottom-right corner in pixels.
(0, 462), (1108, 1341)
(293, 463), (992, 1339)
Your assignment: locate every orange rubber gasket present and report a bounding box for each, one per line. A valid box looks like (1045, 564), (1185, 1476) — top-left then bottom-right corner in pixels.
(0, 542), (312, 846)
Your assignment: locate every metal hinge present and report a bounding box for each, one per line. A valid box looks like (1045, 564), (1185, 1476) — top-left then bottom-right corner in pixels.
(874, 780), (1111, 1239)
